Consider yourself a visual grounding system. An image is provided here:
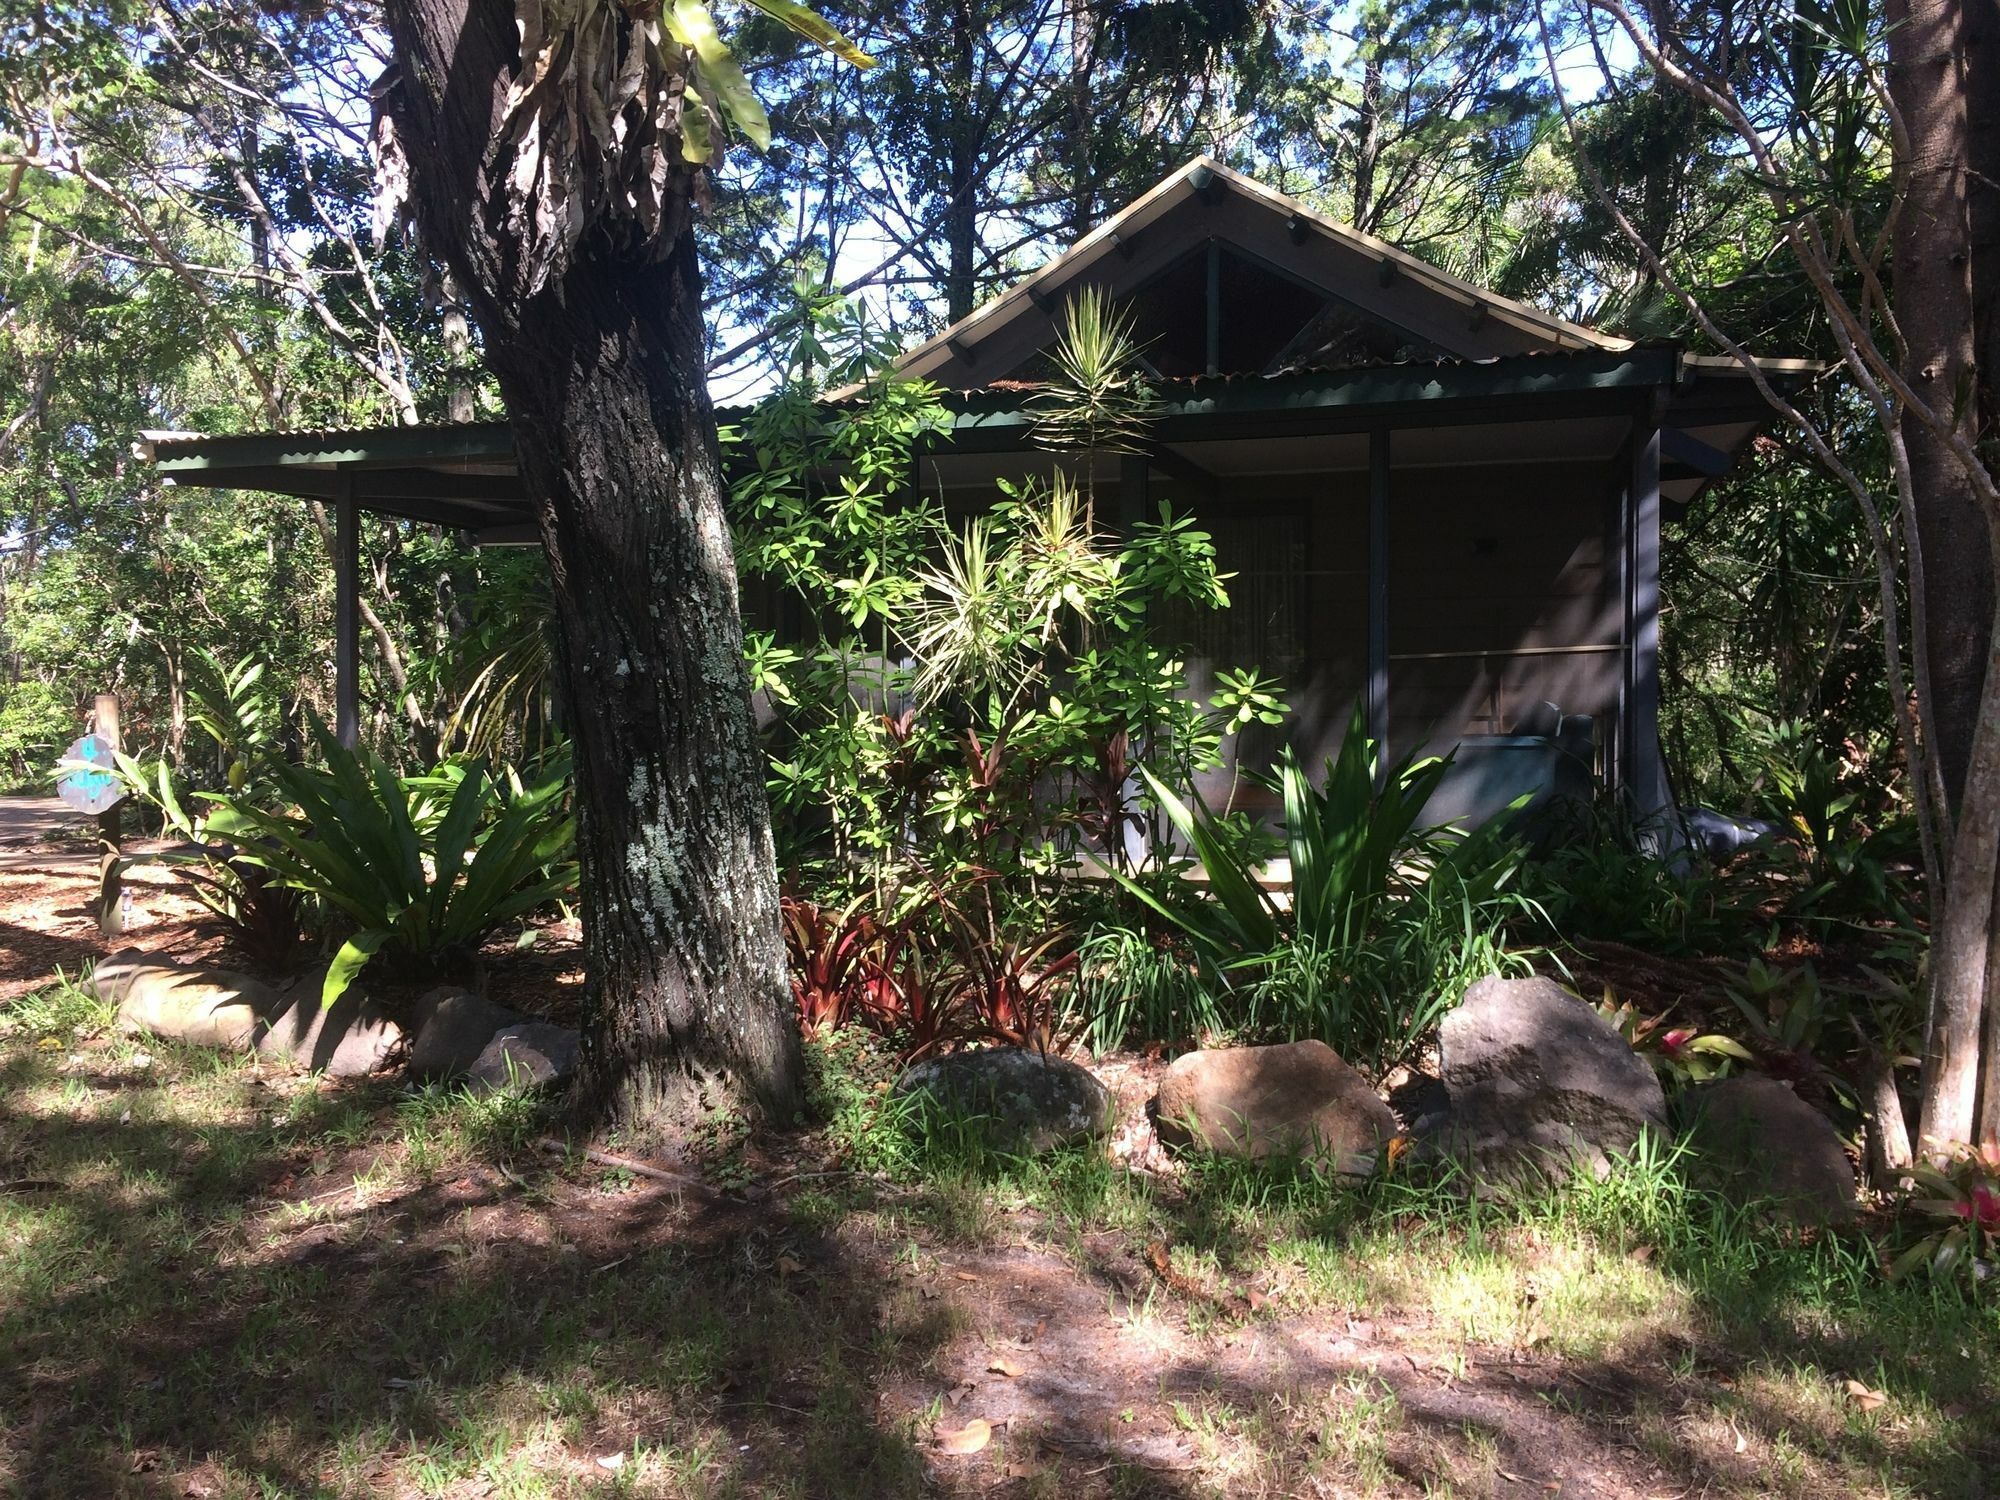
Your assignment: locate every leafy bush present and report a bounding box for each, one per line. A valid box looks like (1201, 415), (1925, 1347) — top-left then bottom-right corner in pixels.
(202, 719), (576, 1002)
(731, 295), (1285, 909)
(1518, 794), (1751, 956)
(1108, 706), (1540, 1075)
(0, 677), (72, 790)
(1744, 716), (1918, 927)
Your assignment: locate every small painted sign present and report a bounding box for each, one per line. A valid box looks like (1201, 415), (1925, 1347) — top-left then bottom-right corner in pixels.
(58, 733), (125, 816)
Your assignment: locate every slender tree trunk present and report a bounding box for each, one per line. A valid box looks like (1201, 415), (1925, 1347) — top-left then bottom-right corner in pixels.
(1889, 0), (1990, 817)
(1889, 0), (1998, 1152)
(945, 0), (979, 323)
(1931, 602), (2000, 1150)
(1066, 0), (1094, 241)
(1353, 52), (1381, 233)
(381, 0), (801, 1132)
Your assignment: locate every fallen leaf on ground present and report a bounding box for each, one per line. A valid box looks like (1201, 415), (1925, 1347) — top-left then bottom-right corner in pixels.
(987, 1357), (1021, 1378)
(775, 1254), (804, 1275)
(1845, 1379), (1888, 1412)
(595, 1453), (625, 1471)
(937, 1418), (993, 1455)
(953, 1270), (979, 1282)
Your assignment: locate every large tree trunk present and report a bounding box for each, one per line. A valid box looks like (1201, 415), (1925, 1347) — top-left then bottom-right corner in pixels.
(380, 0), (801, 1132)
(1968, 0), (2000, 1149)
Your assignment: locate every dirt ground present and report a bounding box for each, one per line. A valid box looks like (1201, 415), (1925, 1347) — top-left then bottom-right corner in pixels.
(1, 851), (1992, 1499)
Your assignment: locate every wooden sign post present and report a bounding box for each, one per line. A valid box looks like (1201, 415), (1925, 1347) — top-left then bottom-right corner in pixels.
(58, 694), (128, 936)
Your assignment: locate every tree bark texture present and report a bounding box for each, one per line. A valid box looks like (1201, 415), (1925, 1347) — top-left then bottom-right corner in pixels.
(944, 0), (979, 324)
(380, 0), (801, 1130)
(1888, 0), (1991, 817)
(1967, 0), (2000, 471)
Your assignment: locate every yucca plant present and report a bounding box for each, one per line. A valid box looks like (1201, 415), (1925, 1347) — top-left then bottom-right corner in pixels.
(1030, 285), (1156, 461)
(202, 718), (576, 1004)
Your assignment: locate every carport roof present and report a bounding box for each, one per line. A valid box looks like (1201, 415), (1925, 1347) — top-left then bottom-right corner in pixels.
(141, 346), (1812, 540)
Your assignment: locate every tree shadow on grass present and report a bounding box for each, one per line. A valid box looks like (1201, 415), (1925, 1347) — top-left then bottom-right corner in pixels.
(7, 1055), (1996, 1500)
(0, 1083), (950, 1498)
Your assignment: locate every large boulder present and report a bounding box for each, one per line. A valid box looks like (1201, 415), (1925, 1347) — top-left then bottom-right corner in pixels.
(1153, 1040), (1398, 1177)
(407, 986), (525, 1082)
(1437, 975), (1667, 1185)
(1681, 1074), (1857, 1224)
(92, 950), (273, 1051)
(465, 1021), (580, 1095)
(895, 1048), (1114, 1154)
(255, 973), (405, 1078)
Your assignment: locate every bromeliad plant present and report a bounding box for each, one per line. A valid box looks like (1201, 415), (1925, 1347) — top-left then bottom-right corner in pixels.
(779, 875), (1084, 1061)
(1889, 1146), (2000, 1291)
(1597, 991), (1754, 1088)
(201, 719), (576, 1004)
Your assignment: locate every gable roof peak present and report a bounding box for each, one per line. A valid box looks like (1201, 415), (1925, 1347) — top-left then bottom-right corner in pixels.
(888, 159), (1627, 392)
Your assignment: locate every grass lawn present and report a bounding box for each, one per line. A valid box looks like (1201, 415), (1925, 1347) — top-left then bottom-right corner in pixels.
(1, 982), (1994, 1499)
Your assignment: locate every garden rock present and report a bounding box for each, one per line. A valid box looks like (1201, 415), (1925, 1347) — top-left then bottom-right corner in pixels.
(895, 1048), (1114, 1154)
(1436, 975), (1667, 1185)
(90, 949), (273, 1051)
(1153, 1041), (1398, 1177)
(255, 972), (405, 1077)
(465, 1022), (580, 1095)
(407, 986), (525, 1082)
(1682, 1074), (1857, 1224)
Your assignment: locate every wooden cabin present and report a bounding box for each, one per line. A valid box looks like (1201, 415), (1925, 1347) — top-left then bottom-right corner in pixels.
(145, 159), (1805, 825)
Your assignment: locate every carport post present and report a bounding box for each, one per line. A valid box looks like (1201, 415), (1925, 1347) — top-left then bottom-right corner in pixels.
(334, 471), (360, 749)
(1623, 414), (1666, 818)
(1367, 427), (1391, 785)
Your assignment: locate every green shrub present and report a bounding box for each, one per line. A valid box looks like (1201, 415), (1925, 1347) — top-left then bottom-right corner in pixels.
(0, 677), (71, 790)
(1068, 924), (1220, 1052)
(1520, 795), (1745, 956)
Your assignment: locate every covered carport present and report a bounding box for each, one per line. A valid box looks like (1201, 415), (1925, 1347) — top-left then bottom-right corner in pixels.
(139, 423), (532, 748)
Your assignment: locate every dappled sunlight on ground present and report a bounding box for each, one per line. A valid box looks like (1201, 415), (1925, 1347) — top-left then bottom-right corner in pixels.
(3, 985), (1994, 1499)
